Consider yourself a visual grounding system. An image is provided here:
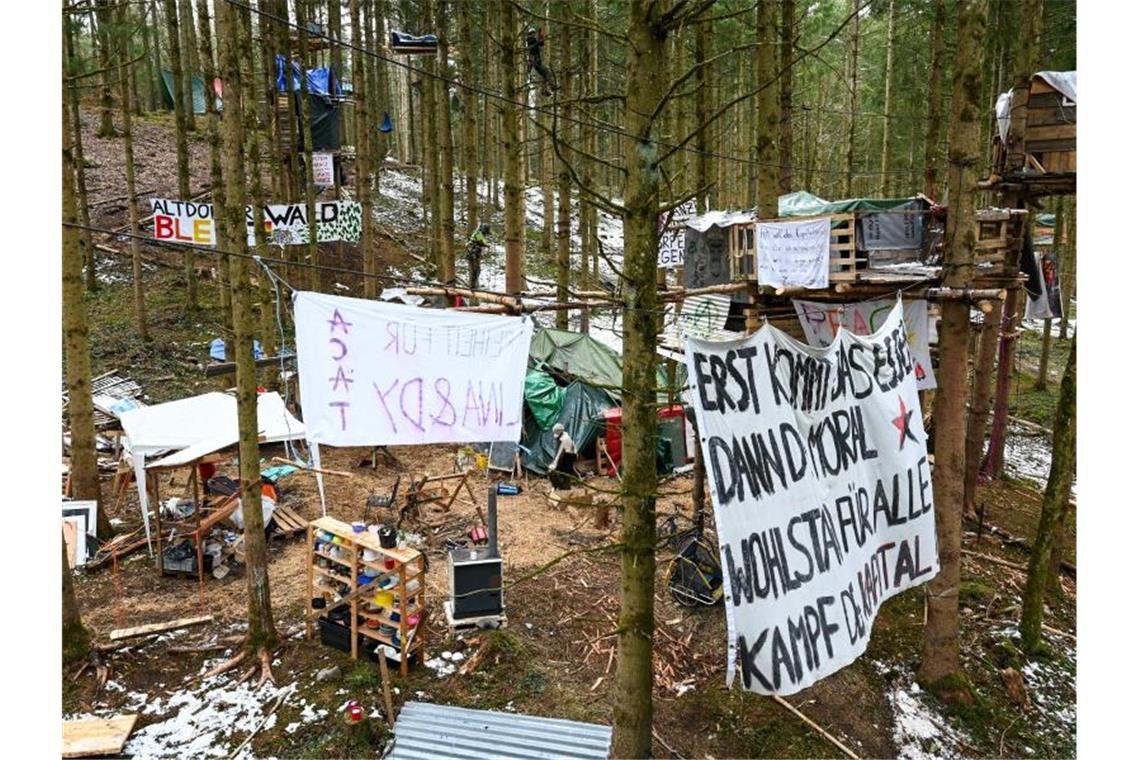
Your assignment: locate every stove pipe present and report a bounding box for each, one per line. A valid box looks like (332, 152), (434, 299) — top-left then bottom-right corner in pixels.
(486, 486), (499, 558)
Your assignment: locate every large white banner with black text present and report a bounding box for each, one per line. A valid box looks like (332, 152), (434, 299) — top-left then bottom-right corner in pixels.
(294, 292), (533, 446)
(793, 298), (937, 390)
(684, 301), (938, 695)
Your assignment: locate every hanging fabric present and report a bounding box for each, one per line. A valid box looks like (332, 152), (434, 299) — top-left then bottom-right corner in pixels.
(379, 111), (393, 133)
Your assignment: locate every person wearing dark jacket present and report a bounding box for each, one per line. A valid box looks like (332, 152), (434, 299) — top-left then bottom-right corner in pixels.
(525, 27), (555, 97)
(466, 223), (490, 290)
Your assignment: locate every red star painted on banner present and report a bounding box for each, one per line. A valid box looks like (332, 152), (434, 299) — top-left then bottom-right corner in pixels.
(892, 396), (919, 450)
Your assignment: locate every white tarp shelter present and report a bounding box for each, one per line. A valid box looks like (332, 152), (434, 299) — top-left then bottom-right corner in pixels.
(996, 70), (1077, 142)
(119, 391), (310, 548)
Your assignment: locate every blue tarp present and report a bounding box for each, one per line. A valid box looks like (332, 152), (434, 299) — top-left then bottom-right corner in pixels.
(275, 55), (343, 97)
(210, 338), (265, 362)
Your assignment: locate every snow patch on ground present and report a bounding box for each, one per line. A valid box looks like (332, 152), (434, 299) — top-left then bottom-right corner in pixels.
(121, 675), (299, 759)
(424, 649), (467, 679)
(887, 683), (967, 760)
(68, 652), (312, 759)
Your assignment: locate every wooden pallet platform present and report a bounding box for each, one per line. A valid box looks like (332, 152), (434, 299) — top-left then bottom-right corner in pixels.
(444, 599), (507, 635)
(270, 504), (307, 536)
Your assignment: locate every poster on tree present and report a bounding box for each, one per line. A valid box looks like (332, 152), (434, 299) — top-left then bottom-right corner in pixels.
(293, 292), (533, 446)
(312, 152), (336, 187)
(756, 217), (831, 289)
(150, 199), (363, 246)
(684, 301), (938, 695)
(792, 298), (937, 390)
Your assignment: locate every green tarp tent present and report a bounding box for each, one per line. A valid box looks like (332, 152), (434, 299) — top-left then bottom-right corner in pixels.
(528, 328), (682, 401)
(160, 69), (212, 115)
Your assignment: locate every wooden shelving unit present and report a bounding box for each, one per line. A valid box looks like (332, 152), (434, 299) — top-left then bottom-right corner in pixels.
(304, 516), (426, 676)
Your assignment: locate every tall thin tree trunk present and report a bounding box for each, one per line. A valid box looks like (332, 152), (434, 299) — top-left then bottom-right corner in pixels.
(757, 0), (779, 220)
(501, 1), (524, 294)
(65, 19), (98, 293)
(1019, 337), (1076, 652)
(964, 305), (1000, 515)
(984, 226), (1030, 479)
(350, 0), (377, 297)
(117, 2), (148, 343)
(1004, 0), (1044, 174)
(329, 0), (345, 146)
(843, 0), (859, 197)
(436, 0), (456, 284)
(923, 0), (947, 200)
(918, 0), (988, 694)
(63, 27), (110, 540)
(216, 0), (278, 654)
(555, 0), (571, 330)
(163, 0), (198, 311)
(481, 12), (493, 216)
(1036, 199), (1065, 389)
(581, 0), (598, 317)
(458, 0), (478, 236)
(1058, 202), (1075, 339)
(694, 19), (711, 212)
(611, 3), (670, 755)
(239, 1), (276, 360)
(148, 1), (163, 111)
(141, 1), (160, 111)
(779, 0), (795, 194)
(197, 0), (230, 327)
(879, 0), (898, 196)
(297, 0), (322, 293)
(178, 0), (198, 131)
(95, 0), (117, 137)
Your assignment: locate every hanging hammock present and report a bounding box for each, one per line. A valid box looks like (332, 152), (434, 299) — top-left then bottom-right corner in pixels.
(379, 111), (393, 133)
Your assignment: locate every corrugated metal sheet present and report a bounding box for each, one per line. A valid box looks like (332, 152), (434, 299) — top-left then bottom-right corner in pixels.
(389, 701), (612, 760)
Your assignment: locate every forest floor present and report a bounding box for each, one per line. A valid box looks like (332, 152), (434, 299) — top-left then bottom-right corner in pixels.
(64, 107), (1076, 759)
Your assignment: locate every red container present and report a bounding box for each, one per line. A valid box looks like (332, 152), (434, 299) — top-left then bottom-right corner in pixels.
(602, 405), (689, 476)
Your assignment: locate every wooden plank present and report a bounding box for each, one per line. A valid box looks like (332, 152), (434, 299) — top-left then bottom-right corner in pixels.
(62, 715), (138, 758)
(109, 615), (214, 642)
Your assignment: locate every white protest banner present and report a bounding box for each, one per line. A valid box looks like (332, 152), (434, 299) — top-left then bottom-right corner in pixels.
(312, 152), (336, 187)
(150, 199), (363, 246)
(294, 292), (534, 446)
(684, 301), (937, 695)
(792, 298), (937, 390)
(658, 228), (686, 268)
(756, 217), (831, 290)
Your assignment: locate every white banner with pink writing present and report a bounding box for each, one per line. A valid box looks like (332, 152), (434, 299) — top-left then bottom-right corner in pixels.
(294, 292), (533, 446)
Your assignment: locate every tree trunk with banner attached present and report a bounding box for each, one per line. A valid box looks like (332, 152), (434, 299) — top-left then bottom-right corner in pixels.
(217, 0), (278, 673)
(917, 0), (988, 699)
